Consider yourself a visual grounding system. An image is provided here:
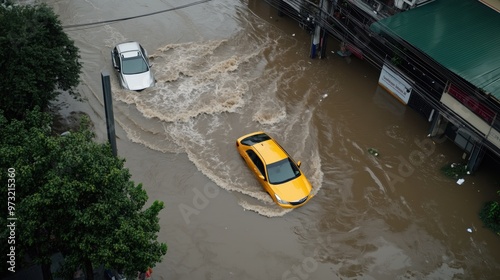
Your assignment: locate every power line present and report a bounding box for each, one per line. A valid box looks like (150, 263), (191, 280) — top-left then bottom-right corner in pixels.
(63, 0), (212, 29)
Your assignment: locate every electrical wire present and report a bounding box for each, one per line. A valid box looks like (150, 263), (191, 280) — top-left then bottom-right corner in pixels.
(63, 0), (212, 29)
(262, 0), (500, 158)
(267, 0), (500, 112)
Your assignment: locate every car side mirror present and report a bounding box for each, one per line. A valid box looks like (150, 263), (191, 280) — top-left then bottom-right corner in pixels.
(297, 161), (301, 167)
(258, 174), (266, 181)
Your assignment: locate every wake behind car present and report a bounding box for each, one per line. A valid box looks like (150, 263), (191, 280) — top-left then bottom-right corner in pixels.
(111, 41), (155, 91)
(236, 131), (313, 208)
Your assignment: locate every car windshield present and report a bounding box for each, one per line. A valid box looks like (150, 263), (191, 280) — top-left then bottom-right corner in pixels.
(241, 133), (271, 146)
(266, 158), (300, 184)
(121, 54), (148, 75)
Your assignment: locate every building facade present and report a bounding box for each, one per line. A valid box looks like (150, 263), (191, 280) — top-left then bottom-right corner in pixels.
(264, 0), (500, 172)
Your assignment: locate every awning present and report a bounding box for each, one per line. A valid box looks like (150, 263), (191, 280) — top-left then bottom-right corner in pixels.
(371, 0), (500, 101)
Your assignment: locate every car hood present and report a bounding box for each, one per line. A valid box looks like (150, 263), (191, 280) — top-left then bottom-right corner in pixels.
(270, 175), (312, 202)
(122, 71), (154, 91)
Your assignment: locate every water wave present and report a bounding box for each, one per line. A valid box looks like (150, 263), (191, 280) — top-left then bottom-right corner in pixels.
(106, 19), (324, 217)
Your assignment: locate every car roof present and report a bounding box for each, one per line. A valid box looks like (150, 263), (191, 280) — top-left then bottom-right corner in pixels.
(252, 137), (289, 165)
(116, 41), (141, 53)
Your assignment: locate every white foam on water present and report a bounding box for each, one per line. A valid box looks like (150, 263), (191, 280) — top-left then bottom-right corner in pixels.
(102, 25), (128, 48)
(307, 148), (324, 197)
(252, 104), (287, 125)
(365, 166), (386, 194)
(104, 21), (325, 216)
(239, 200), (292, 217)
(113, 41), (250, 123)
(251, 75), (287, 125)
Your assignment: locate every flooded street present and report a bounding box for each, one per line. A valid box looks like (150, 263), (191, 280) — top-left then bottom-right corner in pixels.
(44, 0), (500, 279)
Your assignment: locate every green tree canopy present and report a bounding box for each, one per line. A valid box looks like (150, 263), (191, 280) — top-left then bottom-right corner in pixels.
(0, 111), (167, 279)
(0, 108), (57, 277)
(0, 3), (166, 279)
(0, 3), (81, 119)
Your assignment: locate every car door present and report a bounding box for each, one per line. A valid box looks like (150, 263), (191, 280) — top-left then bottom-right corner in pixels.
(244, 149), (269, 191)
(111, 47), (120, 70)
(140, 45), (151, 69)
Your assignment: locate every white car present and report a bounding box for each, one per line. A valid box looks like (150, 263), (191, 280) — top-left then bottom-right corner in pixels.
(111, 41), (155, 91)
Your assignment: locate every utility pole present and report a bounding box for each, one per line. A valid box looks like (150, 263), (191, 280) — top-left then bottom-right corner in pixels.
(319, 0), (330, 59)
(309, 0), (329, 59)
(101, 71), (117, 157)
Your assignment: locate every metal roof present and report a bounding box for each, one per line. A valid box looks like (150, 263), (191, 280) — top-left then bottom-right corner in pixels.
(372, 0), (500, 100)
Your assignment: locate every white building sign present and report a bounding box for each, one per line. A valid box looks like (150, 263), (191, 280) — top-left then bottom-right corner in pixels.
(378, 64), (412, 104)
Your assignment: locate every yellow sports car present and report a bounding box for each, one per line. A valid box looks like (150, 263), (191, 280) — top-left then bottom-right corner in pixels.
(236, 131), (313, 208)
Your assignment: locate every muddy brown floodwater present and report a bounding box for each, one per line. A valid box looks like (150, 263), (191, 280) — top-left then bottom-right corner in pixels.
(41, 0), (500, 279)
